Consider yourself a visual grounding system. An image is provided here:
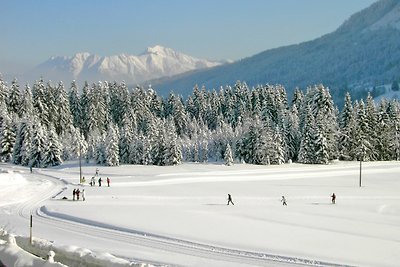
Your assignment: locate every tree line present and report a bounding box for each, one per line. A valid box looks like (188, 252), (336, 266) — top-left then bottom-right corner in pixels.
(0, 77), (399, 168)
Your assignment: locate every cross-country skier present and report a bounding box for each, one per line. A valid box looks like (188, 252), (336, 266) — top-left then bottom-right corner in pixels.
(72, 189), (76, 201)
(227, 194), (234, 205)
(331, 193), (336, 204)
(281, 196), (287, 206)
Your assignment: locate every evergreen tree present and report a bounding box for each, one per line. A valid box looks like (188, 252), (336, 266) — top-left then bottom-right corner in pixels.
(0, 113), (16, 162)
(13, 120), (32, 165)
(270, 126), (286, 165)
(192, 142), (200, 163)
(7, 78), (22, 117)
(376, 101), (392, 160)
(201, 140), (209, 162)
(80, 82), (90, 136)
(32, 78), (49, 126)
(95, 133), (106, 165)
(353, 100), (373, 161)
(163, 118), (182, 165)
(20, 84), (34, 118)
(42, 125), (63, 167)
(283, 105), (300, 162)
(340, 94), (358, 160)
(0, 78), (8, 106)
(45, 81), (58, 128)
(104, 123), (120, 166)
(119, 123), (133, 164)
(365, 94), (379, 160)
(29, 120), (47, 168)
(224, 143), (234, 166)
(171, 95), (189, 136)
(86, 128), (102, 162)
(69, 80), (81, 128)
(298, 105), (317, 164)
(55, 82), (73, 135)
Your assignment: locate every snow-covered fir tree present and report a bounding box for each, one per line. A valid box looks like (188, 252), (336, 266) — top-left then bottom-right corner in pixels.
(104, 123), (120, 166)
(20, 84), (34, 118)
(68, 80), (81, 128)
(0, 113), (16, 162)
(42, 125), (63, 167)
(55, 82), (73, 135)
(1, 76), (400, 168)
(163, 118), (182, 165)
(224, 143), (234, 166)
(7, 78), (22, 117)
(29, 119), (47, 168)
(32, 78), (49, 127)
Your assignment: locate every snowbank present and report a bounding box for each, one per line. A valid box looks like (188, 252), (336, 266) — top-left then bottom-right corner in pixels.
(0, 169), (29, 207)
(0, 229), (153, 267)
(0, 229), (66, 267)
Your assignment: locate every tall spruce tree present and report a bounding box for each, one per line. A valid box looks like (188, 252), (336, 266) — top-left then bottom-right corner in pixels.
(42, 125), (63, 167)
(7, 78), (22, 117)
(104, 123), (120, 166)
(32, 78), (49, 127)
(55, 82), (73, 135)
(29, 119), (47, 168)
(13, 120), (32, 165)
(69, 80), (81, 128)
(21, 84), (34, 118)
(224, 143), (234, 166)
(0, 113), (16, 162)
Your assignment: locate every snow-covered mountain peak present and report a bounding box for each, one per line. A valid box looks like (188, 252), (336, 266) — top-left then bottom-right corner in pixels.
(146, 45), (172, 55)
(72, 52), (92, 60)
(30, 46), (225, 84)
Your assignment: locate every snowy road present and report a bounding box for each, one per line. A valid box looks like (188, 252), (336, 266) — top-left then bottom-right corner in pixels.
(1, 162), (399, 267)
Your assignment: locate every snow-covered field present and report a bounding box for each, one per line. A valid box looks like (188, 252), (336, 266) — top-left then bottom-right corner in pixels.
(0, 161), (399, 267)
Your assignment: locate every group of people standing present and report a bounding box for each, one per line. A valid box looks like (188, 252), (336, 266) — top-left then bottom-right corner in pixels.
(71, 169), (111, 202)
(72, 188), (85, 201)
(89, 176), (110, 187)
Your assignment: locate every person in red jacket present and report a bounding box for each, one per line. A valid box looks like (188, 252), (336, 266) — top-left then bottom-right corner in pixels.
(107, 177), (110, 187)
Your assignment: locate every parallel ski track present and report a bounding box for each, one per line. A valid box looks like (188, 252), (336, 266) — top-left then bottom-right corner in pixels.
(15, 169), (351, 267)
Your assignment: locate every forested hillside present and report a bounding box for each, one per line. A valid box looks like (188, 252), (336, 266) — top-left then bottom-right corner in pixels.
(1, 77), (399, 168)
(153, 0), (400, 105)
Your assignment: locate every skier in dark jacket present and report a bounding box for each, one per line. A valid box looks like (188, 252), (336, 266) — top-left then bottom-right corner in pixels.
(281, 196), (287, 206)
(331, 193), (336, 204)
(76, 189), (80, 200)
(73, 189), (76, 201)
(227, 194), (234, 205)
(98, 177), (102, 187)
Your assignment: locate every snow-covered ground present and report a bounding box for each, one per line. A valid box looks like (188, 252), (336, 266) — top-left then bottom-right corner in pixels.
(0, 161), (399, 267)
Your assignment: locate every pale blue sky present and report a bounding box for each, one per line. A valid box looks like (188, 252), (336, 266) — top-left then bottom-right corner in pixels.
(0, 0), (377, 74)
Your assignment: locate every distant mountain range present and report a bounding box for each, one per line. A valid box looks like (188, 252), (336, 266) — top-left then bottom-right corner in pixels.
(152, 0), (400, 102)
(25, 45), (224, 84)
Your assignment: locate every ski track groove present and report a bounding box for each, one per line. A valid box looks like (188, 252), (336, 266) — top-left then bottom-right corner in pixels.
(13, 168), (353, 267)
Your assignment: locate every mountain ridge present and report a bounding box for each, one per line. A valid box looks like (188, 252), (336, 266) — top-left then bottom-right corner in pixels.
(152, 0), (400, 103)
(26, 45), (223, 84)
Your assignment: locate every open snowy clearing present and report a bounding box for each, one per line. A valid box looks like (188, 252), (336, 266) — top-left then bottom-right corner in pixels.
(0, 161), (399, 266)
